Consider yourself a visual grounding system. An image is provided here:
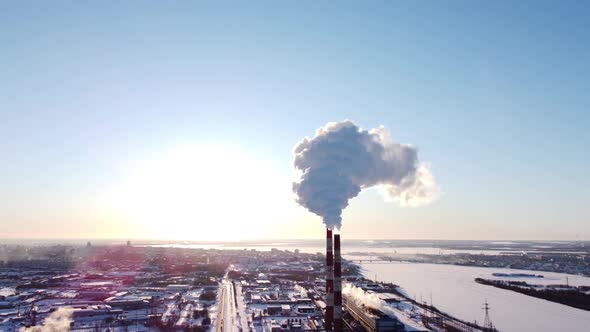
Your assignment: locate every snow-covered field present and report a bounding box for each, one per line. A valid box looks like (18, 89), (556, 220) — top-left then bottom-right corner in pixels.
(361, 262), (590, 332)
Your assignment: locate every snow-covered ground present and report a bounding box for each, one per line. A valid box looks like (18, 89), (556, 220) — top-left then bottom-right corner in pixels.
(361, 262), (590, 332)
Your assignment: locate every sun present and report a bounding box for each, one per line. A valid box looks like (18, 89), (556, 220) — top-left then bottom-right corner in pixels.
(103, 143), (294, 240)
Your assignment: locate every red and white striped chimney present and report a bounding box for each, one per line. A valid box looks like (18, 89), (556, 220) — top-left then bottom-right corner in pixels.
(333, 234), (343, 332)
(325, 228), (334, 331)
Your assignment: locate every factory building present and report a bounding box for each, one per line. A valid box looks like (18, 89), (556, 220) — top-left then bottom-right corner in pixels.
(343, 295), (405, 332)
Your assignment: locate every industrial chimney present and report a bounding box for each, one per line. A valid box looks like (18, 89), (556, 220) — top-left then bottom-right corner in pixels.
(325, 228), (334, 331)
(333, 234), (343, 332)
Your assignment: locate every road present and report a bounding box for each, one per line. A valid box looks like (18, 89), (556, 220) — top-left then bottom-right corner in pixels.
(216, 278), (243, 332)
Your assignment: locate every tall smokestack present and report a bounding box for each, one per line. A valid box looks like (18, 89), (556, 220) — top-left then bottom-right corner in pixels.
(325, 228), (334, 331)
(333, 234), (343, 332)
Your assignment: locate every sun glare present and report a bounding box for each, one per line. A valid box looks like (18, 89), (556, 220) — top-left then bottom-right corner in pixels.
(105, 144), (294, 240)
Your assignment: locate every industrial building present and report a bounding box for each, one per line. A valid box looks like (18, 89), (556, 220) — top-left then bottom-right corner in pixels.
(343, 295), (405, 332)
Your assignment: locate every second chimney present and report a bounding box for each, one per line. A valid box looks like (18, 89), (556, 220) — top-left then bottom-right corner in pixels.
(325, 228), (334, 331)
(333, 234), (343, 332)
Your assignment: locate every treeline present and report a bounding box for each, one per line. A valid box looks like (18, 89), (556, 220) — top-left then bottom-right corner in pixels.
(475, 278), (590, 311)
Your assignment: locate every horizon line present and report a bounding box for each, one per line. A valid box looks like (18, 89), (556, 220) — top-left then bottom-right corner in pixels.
(0, 238), (588, 243)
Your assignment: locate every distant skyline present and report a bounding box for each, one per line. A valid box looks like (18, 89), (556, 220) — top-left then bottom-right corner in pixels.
(1, 1), (589, 241)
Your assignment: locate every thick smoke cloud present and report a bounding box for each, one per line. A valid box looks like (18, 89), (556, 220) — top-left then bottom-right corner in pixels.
(293, 120), (438, 229)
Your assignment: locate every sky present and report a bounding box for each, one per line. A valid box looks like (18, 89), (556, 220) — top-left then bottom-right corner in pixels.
(1, 1), (589, 241)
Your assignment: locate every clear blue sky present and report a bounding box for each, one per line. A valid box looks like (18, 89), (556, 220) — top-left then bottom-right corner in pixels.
(1, 1), (589, 240)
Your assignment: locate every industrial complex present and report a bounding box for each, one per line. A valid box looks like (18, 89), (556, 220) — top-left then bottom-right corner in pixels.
(0, 239), (506, 332)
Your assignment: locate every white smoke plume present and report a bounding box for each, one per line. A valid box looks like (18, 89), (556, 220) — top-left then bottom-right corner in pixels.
(343, 283), (408, 319)
(20, 307), (74, 332)
(342, 283), (386, 311)
(343, 284), (429, 330)
(293, 120), (439, 229)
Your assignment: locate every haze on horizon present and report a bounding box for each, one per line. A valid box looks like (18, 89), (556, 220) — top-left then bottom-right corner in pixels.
(1, 1), (589, 242)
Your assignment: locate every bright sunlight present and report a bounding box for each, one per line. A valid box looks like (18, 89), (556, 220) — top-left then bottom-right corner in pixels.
(104, 144), (296, 240)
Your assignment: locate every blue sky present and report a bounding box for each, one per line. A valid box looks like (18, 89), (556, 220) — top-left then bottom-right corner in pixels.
(1, 1), (589, 240)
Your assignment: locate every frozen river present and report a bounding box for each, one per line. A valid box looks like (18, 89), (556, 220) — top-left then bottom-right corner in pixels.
(360, 262), (590, 332)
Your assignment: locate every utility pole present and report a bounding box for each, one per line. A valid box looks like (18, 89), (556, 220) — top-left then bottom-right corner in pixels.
(483, 300), (492, 329)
